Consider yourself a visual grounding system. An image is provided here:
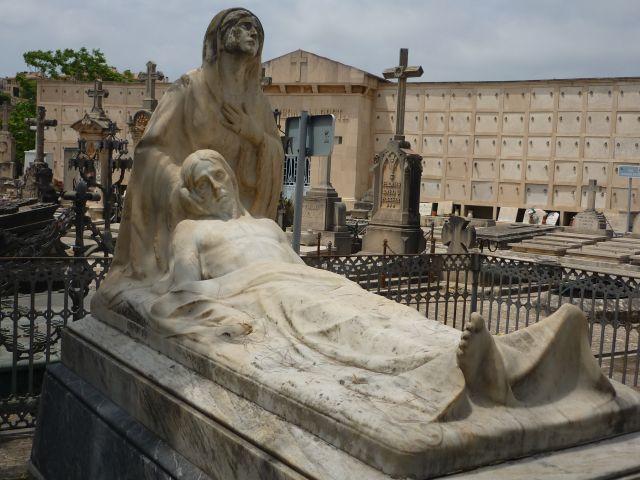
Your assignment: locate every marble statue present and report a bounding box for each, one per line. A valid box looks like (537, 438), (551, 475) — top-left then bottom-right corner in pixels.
(94, 148), (640, 477)
(112, 7), (283, 282)
(90, 9), (640, 477)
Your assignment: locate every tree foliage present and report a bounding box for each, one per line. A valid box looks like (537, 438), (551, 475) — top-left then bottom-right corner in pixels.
(8, 99), (36, 170)
(23, 47), (135, 82)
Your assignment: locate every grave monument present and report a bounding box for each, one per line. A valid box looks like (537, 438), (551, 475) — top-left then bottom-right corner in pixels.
(32, 9), (640, 480)
(300, 152), (352, 254)
(571, 179), (611, 234)
(0, 102), (16, 182)
(23, 106), (58, 202)
(127, 60), (164, 146)
(362, 48), (425, 254)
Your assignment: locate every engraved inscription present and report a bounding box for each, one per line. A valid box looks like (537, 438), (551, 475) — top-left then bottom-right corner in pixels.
(382, 180), (401, 209)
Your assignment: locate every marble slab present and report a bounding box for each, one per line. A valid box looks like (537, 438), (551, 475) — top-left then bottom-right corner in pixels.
(55, 317), (640, 480)
(566, 248), (631, 262)
(73, 311), (640, 479)
(509, 242), (569, 255)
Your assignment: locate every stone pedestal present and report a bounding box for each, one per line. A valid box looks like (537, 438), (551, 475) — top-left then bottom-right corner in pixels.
(300, 156), (353, 254)
(362, 138), (425, 253)
(31, 317), (640, 480)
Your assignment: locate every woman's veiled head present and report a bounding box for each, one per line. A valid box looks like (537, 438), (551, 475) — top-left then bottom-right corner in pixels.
(202, 8), (264, 65)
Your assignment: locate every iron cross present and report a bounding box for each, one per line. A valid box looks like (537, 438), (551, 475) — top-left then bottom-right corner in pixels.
(140, 61), (164, 111)
(86, 79), (109, 115)
(383, 48), (423, 140)
(26, 106), (57, 164)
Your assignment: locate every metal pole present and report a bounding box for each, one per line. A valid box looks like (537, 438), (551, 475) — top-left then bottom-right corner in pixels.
(627, 177), (633, 234)
(291, 111), (308, 254)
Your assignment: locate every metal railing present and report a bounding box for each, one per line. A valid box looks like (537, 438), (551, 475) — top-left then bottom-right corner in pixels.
(1, 252), (639, 431)
(0, 257), (110, 431)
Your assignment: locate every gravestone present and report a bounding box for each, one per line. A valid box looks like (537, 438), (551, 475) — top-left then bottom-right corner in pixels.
(349, 189), (373, 219)
(437, 200), (454, 216)
(0, 102), (16, 181)
(300, 154), (352, 254)
(362, 48), (425, 254)
(571, 179), (611, 234)
(128, 61), (164, 146)
(497, 207), (518, 223)
(441, 215), (477, 254)
(70, 79), (113, 218)
(23, 106), (57, 201)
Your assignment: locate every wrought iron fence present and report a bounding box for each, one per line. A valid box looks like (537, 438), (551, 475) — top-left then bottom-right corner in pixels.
(0, 257), (110, 431)
(303, 253), (640, 387)
(1, 252), (639, 432)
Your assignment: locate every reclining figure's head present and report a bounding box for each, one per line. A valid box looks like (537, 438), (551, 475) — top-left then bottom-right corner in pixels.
(180, 149), (245, 220)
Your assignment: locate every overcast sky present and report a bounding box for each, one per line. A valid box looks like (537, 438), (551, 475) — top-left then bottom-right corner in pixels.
(1, 0), (639, 83)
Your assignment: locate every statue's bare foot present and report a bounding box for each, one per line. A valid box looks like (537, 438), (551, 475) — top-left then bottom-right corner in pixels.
(457, 313), (515, 406)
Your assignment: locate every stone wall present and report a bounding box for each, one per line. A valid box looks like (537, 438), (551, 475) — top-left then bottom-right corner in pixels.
(37, 79), (171, 184)
(35, 52), (640, 221)
(373, 79), (640, 220)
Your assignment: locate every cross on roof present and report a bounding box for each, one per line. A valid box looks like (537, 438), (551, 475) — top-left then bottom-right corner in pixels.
(260, 67), (272, 87)
(140, 61), (164, 111)
(584, 179), (598, 211)
(87, 79), (109, 115)
(26, 106), (57, 164)
(383, 48), (423, 140)
(291, 50), (308, 83)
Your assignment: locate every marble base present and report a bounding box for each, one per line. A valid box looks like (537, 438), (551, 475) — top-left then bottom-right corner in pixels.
(30, 364), (209, 480)
(361, 222), (426, 253)
(29, 317), (640, 479)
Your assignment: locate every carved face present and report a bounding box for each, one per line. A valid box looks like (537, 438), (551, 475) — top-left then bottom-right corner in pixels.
(191, 157), (236, 218)
(223, 16), (260, 57)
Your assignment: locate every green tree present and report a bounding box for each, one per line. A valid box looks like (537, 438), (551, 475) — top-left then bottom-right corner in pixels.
(8, 99), (36, 171)
(23, 47), (133, 82)
(4, 73), (37, 172)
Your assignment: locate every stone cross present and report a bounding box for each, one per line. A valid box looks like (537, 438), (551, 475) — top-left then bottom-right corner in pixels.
(441, 216), (477, 254)
(87, 79), (109, 115)
(260, 67), (272, 87)
(584, 179), (598, 210)
(140, 61), (164, 111)
(291, 51), (308, 82)
(1, 103), (9, 131)
(26, 106), (57, 164)
(383, 48), (423, 140)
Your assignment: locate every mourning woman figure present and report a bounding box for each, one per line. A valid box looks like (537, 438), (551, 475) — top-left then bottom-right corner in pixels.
(109, 8), (283, 285)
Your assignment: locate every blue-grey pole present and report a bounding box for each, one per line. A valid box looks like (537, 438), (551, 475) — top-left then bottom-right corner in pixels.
(627, 176), (633, 233)
(291, 111), (309, 253)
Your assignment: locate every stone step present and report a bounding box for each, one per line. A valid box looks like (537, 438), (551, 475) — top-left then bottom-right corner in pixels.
(565, 248), (631, 262)
(509, 242), (568, 255)
(610, 237), (640, 245)
(586, 243), (640, 254)
(545, 232), (609, 241)
(534, 237), (593, 246)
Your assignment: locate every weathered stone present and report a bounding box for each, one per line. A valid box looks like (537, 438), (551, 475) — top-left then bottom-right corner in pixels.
(362, 49), (424, 254)
(441, 215), (477, 253)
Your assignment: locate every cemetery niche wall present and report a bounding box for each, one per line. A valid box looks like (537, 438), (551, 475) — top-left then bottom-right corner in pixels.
(29, 9), (640, 480)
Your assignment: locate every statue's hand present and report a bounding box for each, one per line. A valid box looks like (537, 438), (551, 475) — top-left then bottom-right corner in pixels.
(222, 102), (264, 147)
(179, 187), (208, 217)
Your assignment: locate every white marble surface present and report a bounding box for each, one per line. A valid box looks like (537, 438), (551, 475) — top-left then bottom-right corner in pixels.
(63, 317), (388, 480)
(64, 317), (640, 480)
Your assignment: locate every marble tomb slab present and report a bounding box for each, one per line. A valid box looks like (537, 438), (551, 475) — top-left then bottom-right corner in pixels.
(89, 300), (640, 479)
(61, 317), (640, 480)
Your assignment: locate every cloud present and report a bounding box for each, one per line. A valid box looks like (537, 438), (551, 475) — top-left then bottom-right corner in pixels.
(1, 0), (639, 82)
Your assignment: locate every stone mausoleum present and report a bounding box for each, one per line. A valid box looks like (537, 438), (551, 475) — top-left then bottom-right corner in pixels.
(36, 50), (640, 226)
